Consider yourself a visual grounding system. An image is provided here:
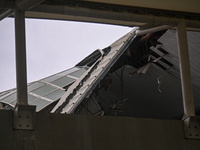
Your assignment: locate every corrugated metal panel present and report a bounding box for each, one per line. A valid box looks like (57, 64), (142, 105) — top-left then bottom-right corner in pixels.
(73, 29), (200, 119)
(0, 67), (87, 111)
(159, 30), (200, 109)
(113, 29), (200, 119)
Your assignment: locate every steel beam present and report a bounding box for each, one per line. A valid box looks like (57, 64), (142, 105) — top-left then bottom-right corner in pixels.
(176, 20), (195, 117)
(15, 8), (28, 105)
(135, 25), (171, 36)
(0, 9), (14, 21)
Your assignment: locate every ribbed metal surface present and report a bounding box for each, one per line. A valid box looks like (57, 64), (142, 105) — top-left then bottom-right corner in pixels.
(110, 65), (183, 119)
(0, 67), (87, 111)
(73, 29), (200, 119)
(112, 29), (200, 119)
(159, 30), (200, 107)
(54, 28), (137, 113)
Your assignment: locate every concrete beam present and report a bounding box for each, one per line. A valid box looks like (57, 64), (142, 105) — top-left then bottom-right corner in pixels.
(25, 11), (145, 27)
(26, 4), (200, 30)
(82, 0), (200, 14)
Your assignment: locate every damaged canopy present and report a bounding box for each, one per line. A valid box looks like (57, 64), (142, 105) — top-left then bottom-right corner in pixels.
(1, 27), (200, 119)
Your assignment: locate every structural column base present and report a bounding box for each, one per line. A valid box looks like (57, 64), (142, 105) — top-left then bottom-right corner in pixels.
(183, 116), (200, 139)
(14, 105), (36, 130)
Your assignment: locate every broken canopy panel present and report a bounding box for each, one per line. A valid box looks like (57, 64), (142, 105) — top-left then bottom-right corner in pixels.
(51, 28), (138, 113)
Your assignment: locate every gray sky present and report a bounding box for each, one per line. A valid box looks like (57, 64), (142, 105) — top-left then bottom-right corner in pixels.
(0, 18), (131, 92)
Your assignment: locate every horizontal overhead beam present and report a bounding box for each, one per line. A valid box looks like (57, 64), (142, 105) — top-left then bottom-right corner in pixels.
(2, 0), (200, 30)
(26, 4), (200, 30)
(25, 11), (145, 27)
(82, 0), (200, 14)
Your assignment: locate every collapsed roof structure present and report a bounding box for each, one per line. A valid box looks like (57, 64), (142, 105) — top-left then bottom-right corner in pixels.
(1, 1), (200, 149)
(1, 27), (200, 120)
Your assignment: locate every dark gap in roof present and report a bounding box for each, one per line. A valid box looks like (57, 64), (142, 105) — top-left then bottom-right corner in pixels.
(150, 51), (173, 67)
(158, 47), (168, 55)
(76, 50), (101, 67)
(111, 30), (167, 73)
(76, 46), (111, 67)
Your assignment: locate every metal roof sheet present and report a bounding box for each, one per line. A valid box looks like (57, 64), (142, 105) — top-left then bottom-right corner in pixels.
(51, 28), (137, 113)
(0, 66), (88, 111)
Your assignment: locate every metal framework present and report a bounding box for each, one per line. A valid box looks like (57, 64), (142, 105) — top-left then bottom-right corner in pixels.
(0, 0), (199, 138)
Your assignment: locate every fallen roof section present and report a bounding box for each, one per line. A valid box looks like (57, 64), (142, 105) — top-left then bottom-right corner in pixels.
(51, 28), (137, 113)
(1, 27), (200, 120)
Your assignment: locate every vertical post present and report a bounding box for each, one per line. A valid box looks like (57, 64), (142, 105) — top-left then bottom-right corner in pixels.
(15, 8), (28, 105)
(176, 20), (195, 117)
(14, 7), (36, 131)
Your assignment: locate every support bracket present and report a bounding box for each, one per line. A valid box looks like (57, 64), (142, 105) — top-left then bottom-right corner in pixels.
(14, 105), (36, 130)
(183, 116), (200, 139)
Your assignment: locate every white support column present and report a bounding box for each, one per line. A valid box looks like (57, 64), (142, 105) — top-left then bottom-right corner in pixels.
(176, 20), (195, 117)
(14, 8), (36, 130)
(15, 8), (28, 105)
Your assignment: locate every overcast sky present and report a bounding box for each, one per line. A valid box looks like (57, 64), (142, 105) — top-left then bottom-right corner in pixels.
(0, 18), (132, 92)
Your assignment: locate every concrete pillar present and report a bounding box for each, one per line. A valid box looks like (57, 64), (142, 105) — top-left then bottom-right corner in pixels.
(176, 21), (195, 117)
(15, 8), (28, 105)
